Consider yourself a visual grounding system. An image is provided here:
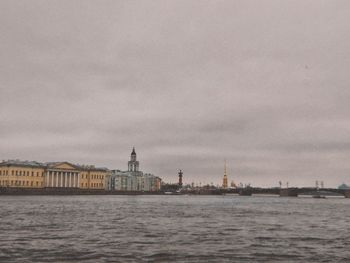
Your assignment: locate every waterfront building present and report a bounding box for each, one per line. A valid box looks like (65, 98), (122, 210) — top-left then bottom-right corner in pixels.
(45, 162), (81, 188)
(0, 160), (109, 190)
(109, 148), (161, 191)
(338, 183), (350, 189)
(0, 160), (45, 188)
(75, 164), (110, 190)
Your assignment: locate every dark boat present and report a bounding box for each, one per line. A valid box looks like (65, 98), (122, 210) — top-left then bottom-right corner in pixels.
(312, 193), (326, 199)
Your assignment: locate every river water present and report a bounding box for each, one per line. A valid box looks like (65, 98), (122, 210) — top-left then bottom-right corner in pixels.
(0, 195), (349, 262)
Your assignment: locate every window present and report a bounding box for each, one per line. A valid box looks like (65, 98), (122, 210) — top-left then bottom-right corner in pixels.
(31, 182), (33, 186)
(12, 171), (14, 176)
(36, 182), (38, 186)
(27, 171), (29, 176)
(32, 171), (34, 176)
(37, 172), (39, 177)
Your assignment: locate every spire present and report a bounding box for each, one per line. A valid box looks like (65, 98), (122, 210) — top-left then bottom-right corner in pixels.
(224, 160), (227, 176)
(131, 147), (136, 155)
(223, 160), (228, 189)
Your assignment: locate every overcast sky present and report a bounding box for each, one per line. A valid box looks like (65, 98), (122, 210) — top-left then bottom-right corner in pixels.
(1, 0), (349, 187)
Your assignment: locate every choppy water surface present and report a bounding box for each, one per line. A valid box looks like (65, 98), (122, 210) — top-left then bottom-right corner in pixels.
(0, 195), (349, 262)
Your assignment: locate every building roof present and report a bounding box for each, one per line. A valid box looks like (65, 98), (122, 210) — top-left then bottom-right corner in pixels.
(0, 160), (108, 172)
(45, 161), (80, 170)
(0, 160), (45, 168)
(74, 163), (109, 172)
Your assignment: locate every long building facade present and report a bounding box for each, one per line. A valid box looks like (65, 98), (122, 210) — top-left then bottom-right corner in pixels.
(0, 149), (161, 192)
(0, 160), (109, 190)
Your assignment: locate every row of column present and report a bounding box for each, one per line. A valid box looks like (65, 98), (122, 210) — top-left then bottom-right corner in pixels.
(46, 171), (80, 188)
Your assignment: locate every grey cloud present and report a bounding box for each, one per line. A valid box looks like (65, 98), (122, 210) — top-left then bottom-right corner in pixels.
(1, 0), (350, 187)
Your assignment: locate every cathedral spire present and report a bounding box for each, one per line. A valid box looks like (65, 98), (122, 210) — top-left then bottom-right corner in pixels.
(223, 160), (228, 189)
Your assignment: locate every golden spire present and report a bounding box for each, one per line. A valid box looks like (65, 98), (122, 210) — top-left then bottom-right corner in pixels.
(224, 159), (227, 176)
(223, 160), (228, 189)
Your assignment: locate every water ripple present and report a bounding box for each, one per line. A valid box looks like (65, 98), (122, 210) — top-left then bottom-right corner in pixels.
(0, 195), (349, 262)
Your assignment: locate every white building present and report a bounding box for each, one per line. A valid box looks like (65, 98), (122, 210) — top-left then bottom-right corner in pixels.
(108, 148), (161, 191)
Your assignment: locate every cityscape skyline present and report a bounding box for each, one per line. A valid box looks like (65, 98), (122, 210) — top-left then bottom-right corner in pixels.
(0, 155), (343, 189)
(1, 1), (350, 188)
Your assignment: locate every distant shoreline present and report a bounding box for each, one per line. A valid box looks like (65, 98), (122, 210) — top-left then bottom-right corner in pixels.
(0, 187), (163, 195)
(1, 186), (349, 198)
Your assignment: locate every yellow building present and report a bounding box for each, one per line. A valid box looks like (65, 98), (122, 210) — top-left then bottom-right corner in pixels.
(0, 160), (45, 188)
(0, 160), (109, 190)
(77, 165), (110, 190)
(45, 162), (81, 188)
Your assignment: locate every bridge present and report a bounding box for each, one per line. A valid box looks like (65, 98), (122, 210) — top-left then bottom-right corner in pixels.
(181, 187), (350, 197)
(222, 187), (350, 197)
